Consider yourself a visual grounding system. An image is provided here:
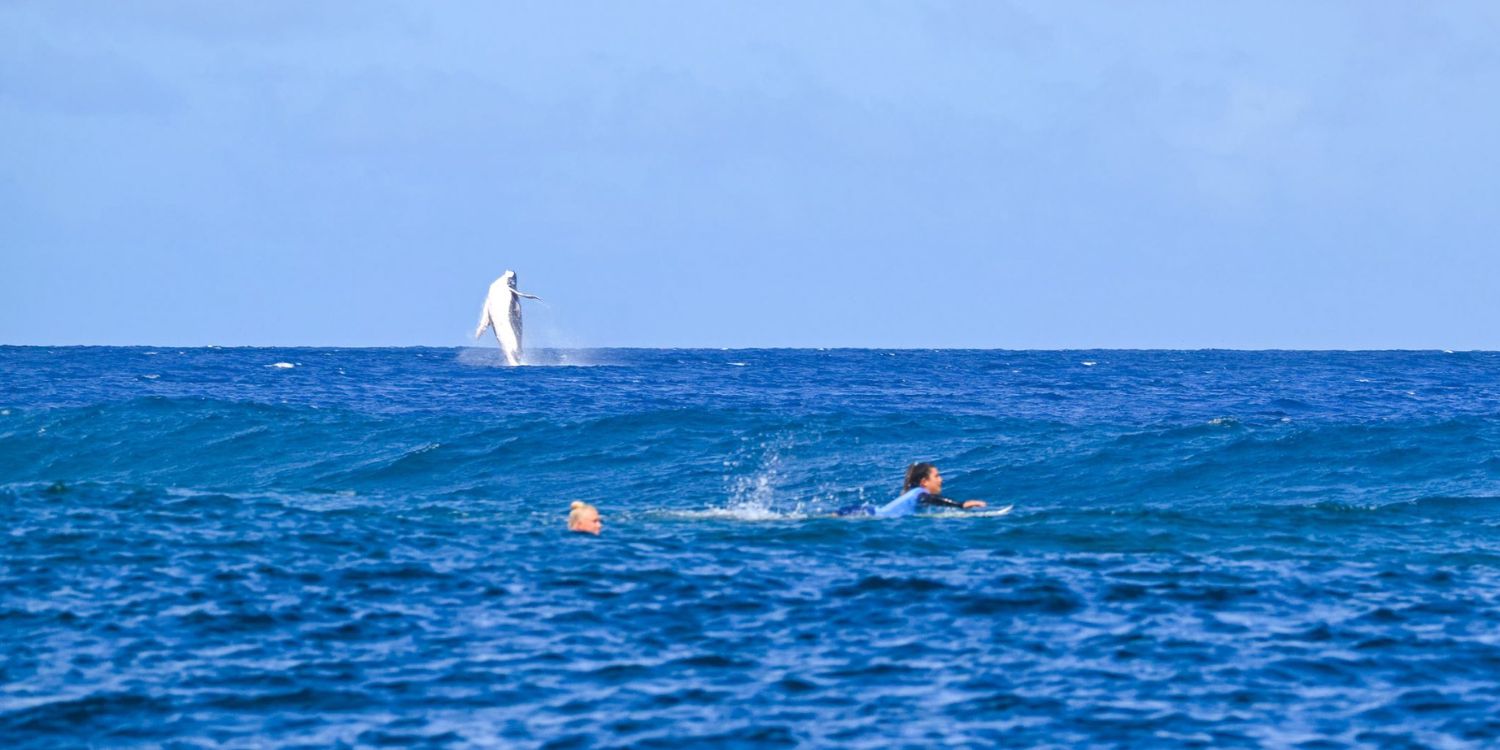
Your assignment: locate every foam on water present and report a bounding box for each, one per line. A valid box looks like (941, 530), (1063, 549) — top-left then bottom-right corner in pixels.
(657, 506), (811, 522)
(455, 346), (610, 368)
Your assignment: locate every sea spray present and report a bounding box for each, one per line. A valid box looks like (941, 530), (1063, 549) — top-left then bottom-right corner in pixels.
(709, 433), (802, 520)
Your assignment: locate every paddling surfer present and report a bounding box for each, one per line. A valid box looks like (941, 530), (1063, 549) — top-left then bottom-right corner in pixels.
(839, 462), (987, 518)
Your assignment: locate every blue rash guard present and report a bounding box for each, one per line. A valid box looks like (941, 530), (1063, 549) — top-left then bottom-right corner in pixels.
(875, 487), (929, 518)
(836, 488), (966, 518)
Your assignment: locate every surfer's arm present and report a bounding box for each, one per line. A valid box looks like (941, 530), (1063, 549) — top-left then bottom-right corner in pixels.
(919, 494), (965, 509)
(921, 494), (987, 510)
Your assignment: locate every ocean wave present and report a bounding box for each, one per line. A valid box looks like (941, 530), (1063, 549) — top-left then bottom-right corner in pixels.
(7, 348), (1500, 748)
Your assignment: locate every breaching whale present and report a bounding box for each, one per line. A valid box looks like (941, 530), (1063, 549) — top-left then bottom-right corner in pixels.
(474, 271), (542, 366)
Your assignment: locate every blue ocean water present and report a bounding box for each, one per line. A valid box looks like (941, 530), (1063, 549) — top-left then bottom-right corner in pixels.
(3, 347), (1500, 749)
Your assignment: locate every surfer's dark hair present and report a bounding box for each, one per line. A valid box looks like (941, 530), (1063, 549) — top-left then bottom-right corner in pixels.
(903, 462), (937, 492)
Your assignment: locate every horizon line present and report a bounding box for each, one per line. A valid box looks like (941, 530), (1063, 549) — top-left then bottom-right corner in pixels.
(0, 344), (1486, 354)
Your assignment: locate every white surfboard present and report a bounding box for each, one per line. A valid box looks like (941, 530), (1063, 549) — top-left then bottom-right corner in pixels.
(925, 504), (1015, 518)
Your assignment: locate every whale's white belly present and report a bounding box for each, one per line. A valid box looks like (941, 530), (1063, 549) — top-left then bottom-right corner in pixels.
(496, 296), (522, 365)
(481, 282), (523, 366)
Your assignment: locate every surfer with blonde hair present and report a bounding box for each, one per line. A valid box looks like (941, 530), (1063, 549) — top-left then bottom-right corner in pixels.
(567, 501), (602, 535)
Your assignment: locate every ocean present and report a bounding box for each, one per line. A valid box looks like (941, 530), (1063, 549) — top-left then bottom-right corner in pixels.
(3, 347), (1499, 748)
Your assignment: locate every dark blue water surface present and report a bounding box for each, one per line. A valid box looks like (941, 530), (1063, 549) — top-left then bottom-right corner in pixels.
(4, 347), (1500, 749)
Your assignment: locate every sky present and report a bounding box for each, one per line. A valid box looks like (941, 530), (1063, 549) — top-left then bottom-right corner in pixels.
(3, 2), (1498, 348)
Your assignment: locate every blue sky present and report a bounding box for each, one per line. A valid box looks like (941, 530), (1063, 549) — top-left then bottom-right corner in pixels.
(4, 2), (1498, 348)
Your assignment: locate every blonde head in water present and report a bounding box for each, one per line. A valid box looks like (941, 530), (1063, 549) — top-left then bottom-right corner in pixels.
(567, 501), (602, 535)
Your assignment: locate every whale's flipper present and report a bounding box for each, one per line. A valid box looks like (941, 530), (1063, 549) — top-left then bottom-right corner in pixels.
(475, 304), (495, 339)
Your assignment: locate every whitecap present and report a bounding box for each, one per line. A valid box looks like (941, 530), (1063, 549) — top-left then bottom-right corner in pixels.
(1082, 361), (1097, 367)
(660, 507), (808, 522)
(269, 362), (295, 369)
(727, 362), (748, 367)
(142, 374), (159, 380)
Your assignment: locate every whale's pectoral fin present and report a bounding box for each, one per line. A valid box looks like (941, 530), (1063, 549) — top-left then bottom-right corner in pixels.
(475, 307), (494, 339)
(514, 291), (542, 301)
